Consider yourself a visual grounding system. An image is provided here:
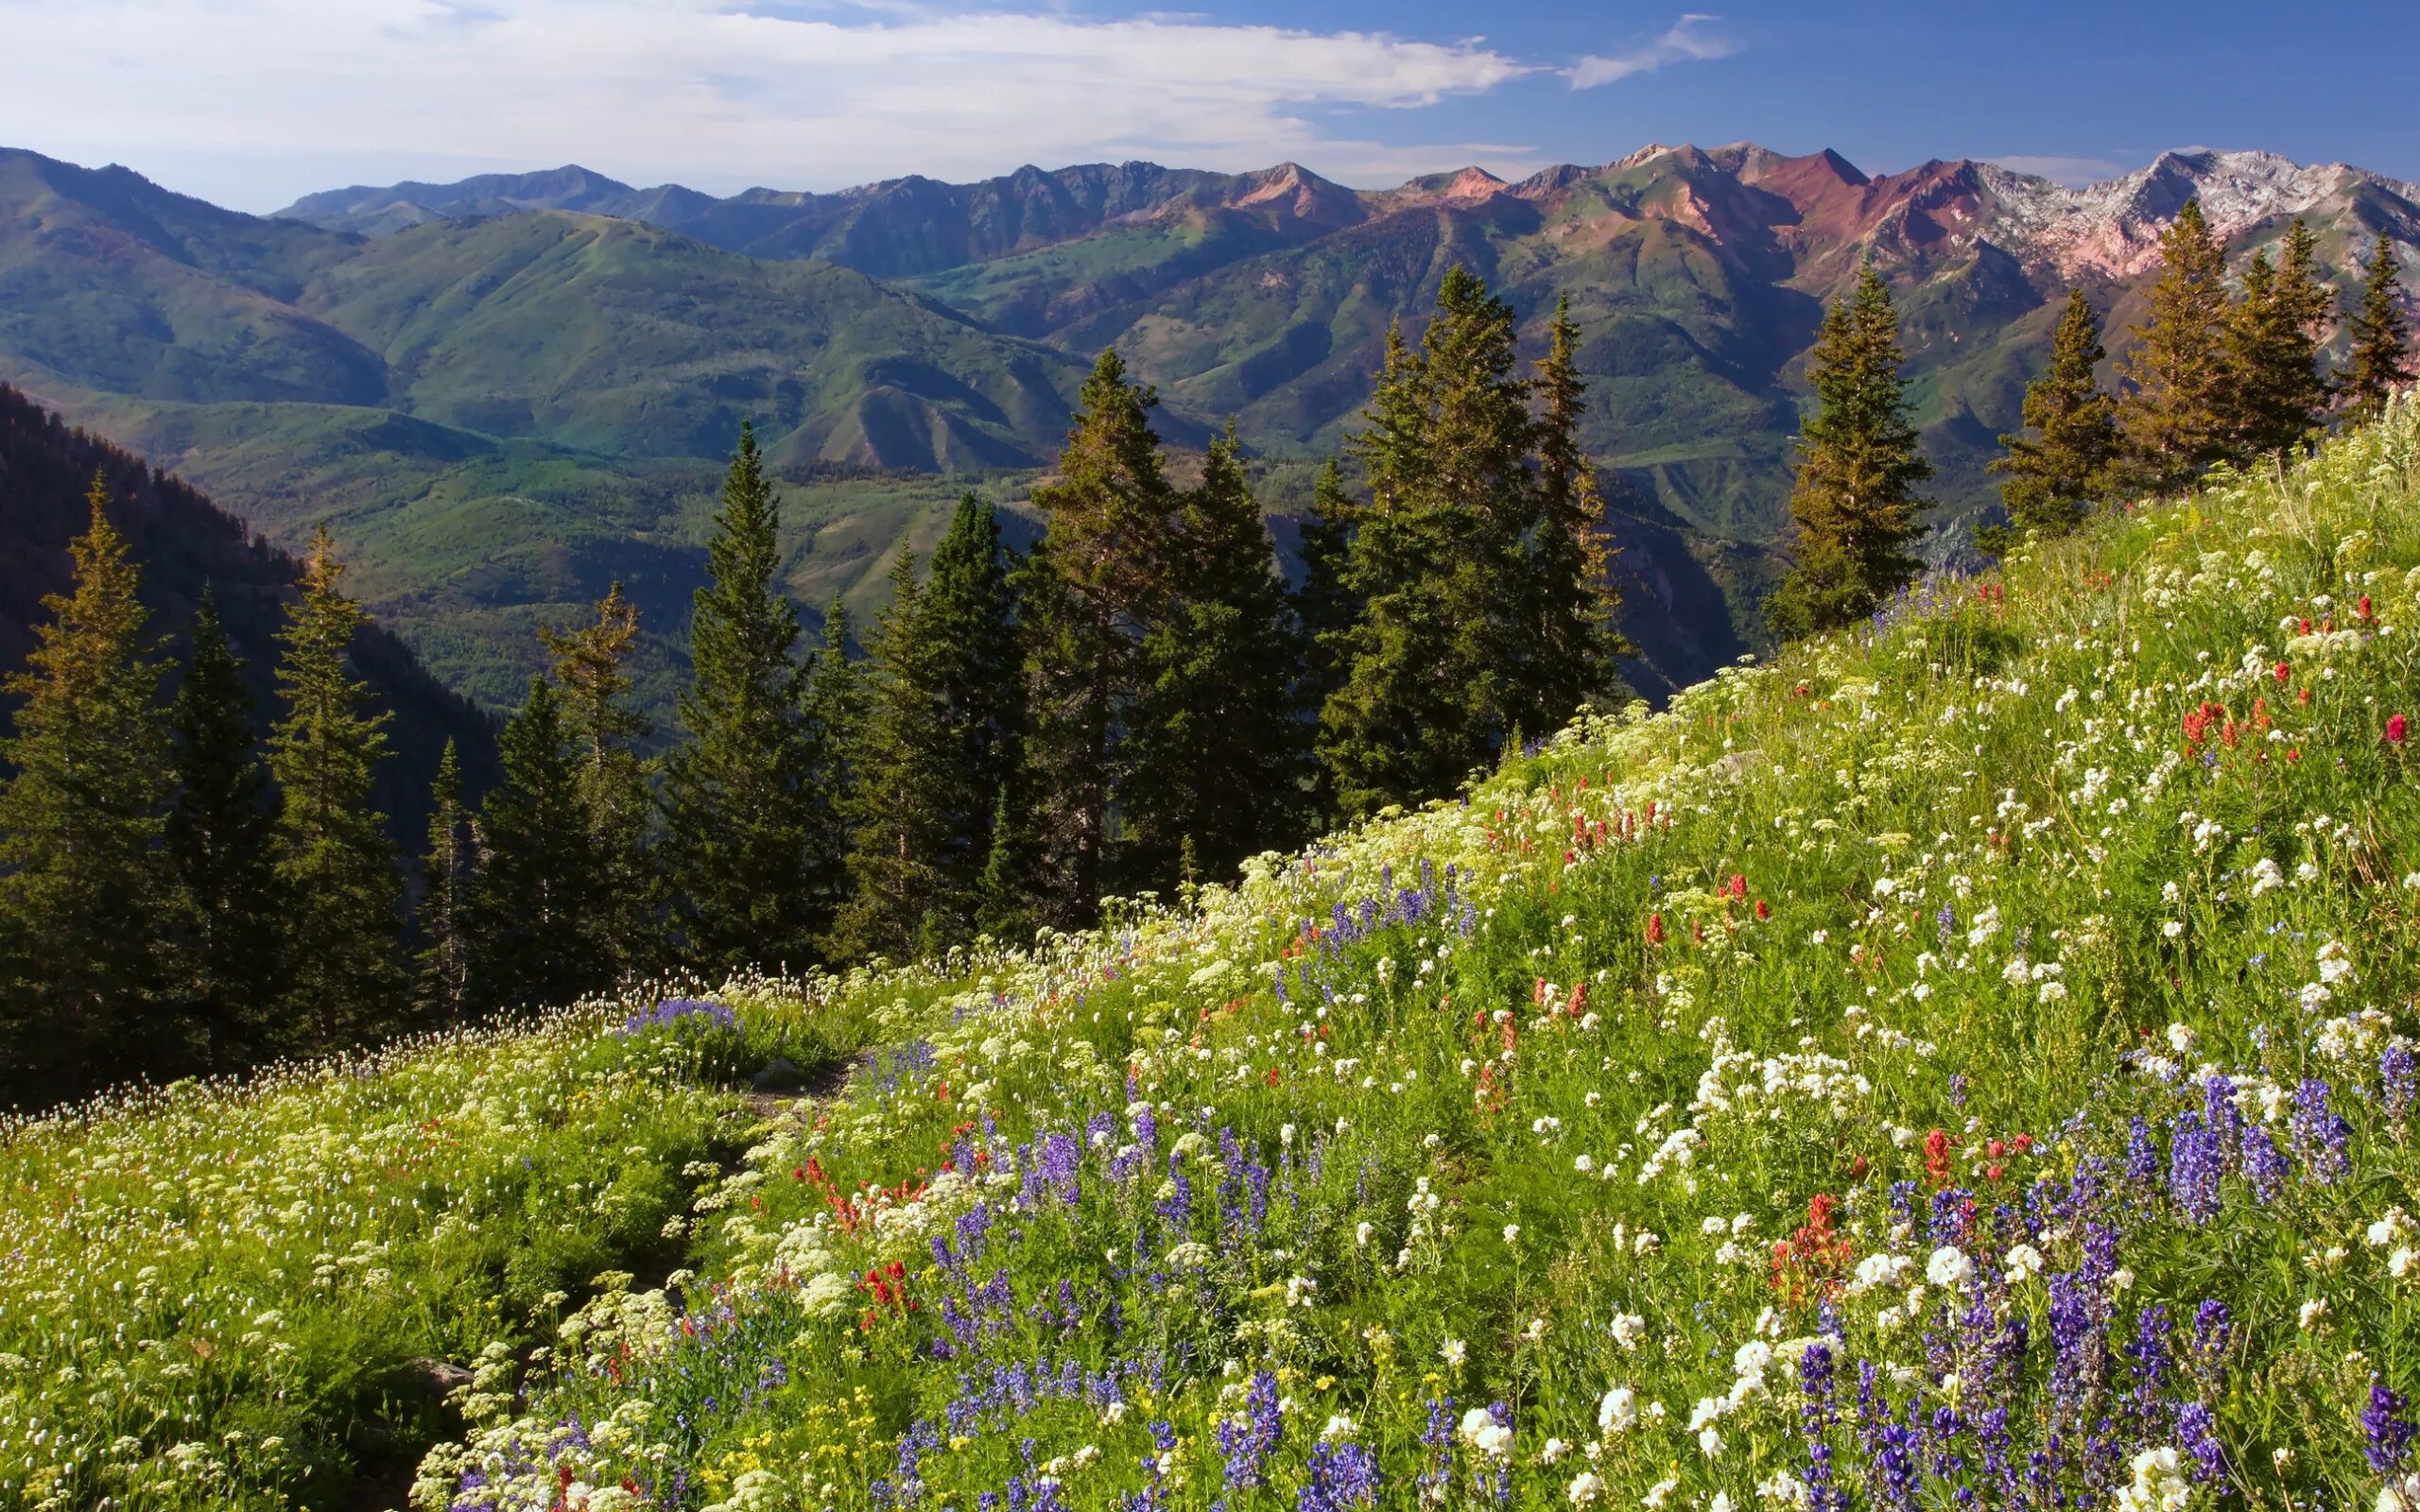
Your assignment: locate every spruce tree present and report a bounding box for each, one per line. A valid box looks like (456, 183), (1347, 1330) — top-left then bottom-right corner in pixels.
(1321, 273), (1534, 816)
(1986, 287), (2119, 549)
(662, 422), (818, 972)
(1295, 459), (1358, 824)
(465, 678), (598, 1014)
(415, 740), (473, 1025)
(2117, 199), (2236, 493)
(1766, 263), (1933, 641)
(540, 584), (658, 979)
(2342, 234), (2414, 422)
(973, 785), (1028, 942)
(831, 495), (1023, 959)
(801, 597), (870, 943)
(0, 472), (179, 1097)
(1121, 426), (1309, 888)
(268, 525), (405, 1049)
(1020, 350), (1181, 922)
(2224, 231), (2329, 459)
(1527, 293), (1630, 721)
(827, 556), (948, 960)
(165, 590), (280, 1070)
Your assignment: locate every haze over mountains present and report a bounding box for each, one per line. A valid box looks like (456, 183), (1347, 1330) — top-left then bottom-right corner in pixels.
(4, 140), (2415, 713)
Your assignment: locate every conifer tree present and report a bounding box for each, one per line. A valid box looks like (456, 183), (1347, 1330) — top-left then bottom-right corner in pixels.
(827, 557), (948, 960)
(165, 590), (279, 1069)
(414, 740), (473, 1025)
(2342, 234), (2414, 422)
(1527, 293), (1630, 721)
(831, 496), (1024, 959)
(973, 785), (1028, 942)
(0, 473), (179, 1095)
(800, 597), (869, 943)
(662, 422), (819, 972)
(540, 584), (658, 979)
(1985, 287), (2119, 549)
(2117, 199), (2236, 493)
(2225, 230), (2330, 458)
(268, 525), (405, 1048)
(1766, 263), (1933, 641)
(1019, 350), (1181, 922)
(1321, 272), (1535, 816)
(465, 678), (597, 1014)
(1121, 426), (1309, 887)
(1295, 459), (1358, 824)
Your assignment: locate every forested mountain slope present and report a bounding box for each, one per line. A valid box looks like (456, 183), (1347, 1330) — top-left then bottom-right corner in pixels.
(0, 383), (495, 833)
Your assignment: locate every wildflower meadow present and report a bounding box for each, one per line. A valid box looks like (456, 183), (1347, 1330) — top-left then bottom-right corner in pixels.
(9, 402), (2420, 1510)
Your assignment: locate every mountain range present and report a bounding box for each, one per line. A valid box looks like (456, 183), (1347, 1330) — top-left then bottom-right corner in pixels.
(3, 142), (2414, 713)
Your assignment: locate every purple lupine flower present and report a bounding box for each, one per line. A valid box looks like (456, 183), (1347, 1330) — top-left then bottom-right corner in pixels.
(2124, 1116), (2161, 1194)
(2166, 1112), (2222, 1224)
(2242, 1127), (2289, 1203)
(1298, 1442), (1380, 1511)
(2383, 1043), (2417, 1121)
(617, 995), (738, 1037)
(1215, 1370), (1283, 1493)
(2189, 1298), (2232, 1385)
(2366, 1379), (2417, 1472)
(2202, 1075), (2243, 1161)
(2178, 1402), (2222, 1483)
(2128, 1304), (2172, 1435)
(2291, 1078), (2352, 1184)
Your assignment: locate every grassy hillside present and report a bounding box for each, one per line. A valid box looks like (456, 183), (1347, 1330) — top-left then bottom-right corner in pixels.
(428, 405), (2420, 1508)
(6, 404), (2414, 1509)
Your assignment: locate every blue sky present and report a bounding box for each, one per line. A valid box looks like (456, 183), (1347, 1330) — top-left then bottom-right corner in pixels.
(2, 0), (2414, 211)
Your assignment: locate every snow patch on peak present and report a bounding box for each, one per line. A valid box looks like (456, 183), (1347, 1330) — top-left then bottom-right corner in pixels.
(1981, 148), (2420, 280)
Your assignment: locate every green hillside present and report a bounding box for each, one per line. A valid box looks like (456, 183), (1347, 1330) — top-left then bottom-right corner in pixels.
(2, 402), (2414, 1510)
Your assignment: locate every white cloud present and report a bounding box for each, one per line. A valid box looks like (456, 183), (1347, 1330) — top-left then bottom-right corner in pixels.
(1986, 154), (2132, 187)
(0, 0), (1537, 208)
(1566, 13), (1736, 90)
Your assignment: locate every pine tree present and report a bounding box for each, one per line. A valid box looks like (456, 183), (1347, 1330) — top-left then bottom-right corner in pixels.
(540, 584), (658, 980)
(414, 740), (473, 1025)
(662, 422), (818, 972)
(1321, 272), (1535, 816)
(1766, 263), (1934, 641)
(1020, 350), (1182, 923)
(2117, 199), (2236, 494)
(465, 678), (598, 1014)
(801, 597), (870, 943)
(1295, 459), (1358, 824)
(2224, 228), (2330, 459)
(2342, 233), (2413, 422)
(165, 590), (280, 1070)
(0, 472), (179, 1097)
(826, 556), (948, 960)
(973, 785), (1028, 942)
(830, 495), (1025, 959)
(1121, 426), (1309, 888)
(268, 525), (405, 1049)
(1985, 287), (2119, 549)
(1527, 293), (1631, 721)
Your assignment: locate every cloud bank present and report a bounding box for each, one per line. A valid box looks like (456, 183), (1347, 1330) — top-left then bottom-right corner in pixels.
(0, 0), (1555, 206)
